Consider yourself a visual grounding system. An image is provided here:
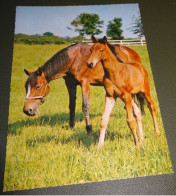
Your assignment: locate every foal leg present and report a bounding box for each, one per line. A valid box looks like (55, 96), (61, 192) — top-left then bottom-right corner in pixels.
(98, 95), (116, 149)
(81, 82), (92, 134)
(124, 93), (139, 146)
(144, 92), (160, 136)
(132, 99), (144, 143)
(64, 77), (77, 128)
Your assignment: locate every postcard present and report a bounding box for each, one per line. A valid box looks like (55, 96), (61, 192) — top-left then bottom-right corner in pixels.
(3, 4), (173, 192)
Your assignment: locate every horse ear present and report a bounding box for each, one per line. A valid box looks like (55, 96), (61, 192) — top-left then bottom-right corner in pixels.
(91, 35), (97, 43)
(24, 69), (31, 76)
(37, 67), (42, 76)
(102, 36), (107, 44)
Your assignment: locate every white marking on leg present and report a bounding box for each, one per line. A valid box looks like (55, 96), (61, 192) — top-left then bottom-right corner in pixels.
(98, 128), (106, 149)
(98, 96), (115, 148)
(132, 99), (144, 142)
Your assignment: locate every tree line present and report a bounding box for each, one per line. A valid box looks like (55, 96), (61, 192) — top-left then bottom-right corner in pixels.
(14, 12), (144, 45)
(14, 33), (83, 45)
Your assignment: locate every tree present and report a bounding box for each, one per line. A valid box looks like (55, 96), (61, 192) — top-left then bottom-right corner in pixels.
(106, 17), (124, 40)
(129, 13), (144, 38)
(43, 32), (54, 37)
(70, 13), (104, 38)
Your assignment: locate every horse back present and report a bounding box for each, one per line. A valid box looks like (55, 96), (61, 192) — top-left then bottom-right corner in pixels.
(114, 44), (141, 63)
(66, 42), (142, 86)
(67, 43), (104, 84)
(109, 61), (147, 94)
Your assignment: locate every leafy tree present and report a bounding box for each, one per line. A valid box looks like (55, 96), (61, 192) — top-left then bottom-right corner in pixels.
(70, 13), (104, 38)
(129, 13), (144, 38)
(43, 32), (54, 37)
(106, 17), (124, 40)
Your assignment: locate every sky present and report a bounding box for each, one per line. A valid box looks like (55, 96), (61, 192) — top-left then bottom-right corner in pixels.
(15, 4), (141, 39)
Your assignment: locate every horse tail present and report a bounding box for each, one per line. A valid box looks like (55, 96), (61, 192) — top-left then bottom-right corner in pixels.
(135, 93), (145, 115)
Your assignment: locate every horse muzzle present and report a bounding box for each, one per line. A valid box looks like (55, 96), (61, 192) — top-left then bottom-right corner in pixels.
(87, 62), (94, 69)
(23, 104), (38, 116)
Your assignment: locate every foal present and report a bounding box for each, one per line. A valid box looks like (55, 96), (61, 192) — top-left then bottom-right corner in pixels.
(87, 36), (160, 148)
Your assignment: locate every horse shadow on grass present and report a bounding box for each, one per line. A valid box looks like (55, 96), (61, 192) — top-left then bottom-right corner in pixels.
(8, 111), (131, 149)
(8, 112), (71, 135)
(26, 131), (99, 149)
(8, 111), (101, 135)
(59, 130), (131, 149)
(25, 128), (131, 149)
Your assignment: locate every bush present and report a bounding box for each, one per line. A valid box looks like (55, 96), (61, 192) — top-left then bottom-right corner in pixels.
(14, 34), (83, 45)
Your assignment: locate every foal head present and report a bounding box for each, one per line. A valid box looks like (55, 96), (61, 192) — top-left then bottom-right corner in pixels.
(23, 68), (50, 116)
(87, 36), (108, 69)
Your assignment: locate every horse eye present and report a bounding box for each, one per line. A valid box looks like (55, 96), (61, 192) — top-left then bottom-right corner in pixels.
(36, 85), (41, 90)
(100, 49), (104, 53)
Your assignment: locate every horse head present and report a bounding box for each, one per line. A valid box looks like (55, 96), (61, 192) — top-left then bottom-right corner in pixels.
(87, 35), (108, 69)
(23, 67), (50, 116)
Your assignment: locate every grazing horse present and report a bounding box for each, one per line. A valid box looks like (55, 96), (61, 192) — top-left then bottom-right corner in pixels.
(87, 36), (160, 148)
(23, 42), (141, 133)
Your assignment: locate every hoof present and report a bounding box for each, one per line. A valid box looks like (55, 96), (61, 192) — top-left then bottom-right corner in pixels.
(155, 130), (161, 137)
(69, 121), (75, 129)
(135, 142), (140, 149)
(97, 142), (104, 149)
(86, 125), (92, 134)
(139, 136), (144, 144)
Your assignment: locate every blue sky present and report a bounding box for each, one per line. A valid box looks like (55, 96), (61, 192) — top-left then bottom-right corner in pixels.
(15, 4), (141, 38)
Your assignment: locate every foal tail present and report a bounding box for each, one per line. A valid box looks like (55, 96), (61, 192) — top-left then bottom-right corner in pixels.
(135, 93), (145, 115)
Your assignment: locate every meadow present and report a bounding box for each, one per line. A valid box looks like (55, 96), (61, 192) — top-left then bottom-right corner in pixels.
(3, 43), (173, 191)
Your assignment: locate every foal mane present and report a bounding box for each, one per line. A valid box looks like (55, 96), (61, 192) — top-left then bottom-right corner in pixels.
(98, 38), (123, 63)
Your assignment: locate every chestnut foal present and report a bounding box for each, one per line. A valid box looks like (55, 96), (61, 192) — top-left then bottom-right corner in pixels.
(87, 36), (160, 148)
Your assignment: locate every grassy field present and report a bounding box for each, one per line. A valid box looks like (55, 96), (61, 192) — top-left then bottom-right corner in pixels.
(4, 43), (173, 191)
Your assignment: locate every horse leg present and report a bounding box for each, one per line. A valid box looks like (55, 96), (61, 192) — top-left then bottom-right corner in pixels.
(143, 92), (160, 136)
(98, 95), (116, 149)
(132, 99), (144, 143)
(64, 78), (77, 128)
(81, 82), (92, 134)
(124, 93), (139, 146)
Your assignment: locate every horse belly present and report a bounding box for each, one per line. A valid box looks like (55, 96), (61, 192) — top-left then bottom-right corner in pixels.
(116, 64), (144, 94)
(131, 70), (145, 93)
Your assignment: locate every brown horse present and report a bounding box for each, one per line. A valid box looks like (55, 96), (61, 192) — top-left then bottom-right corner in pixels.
(87, 36), (160, 148)
(23, 41), (141, 133)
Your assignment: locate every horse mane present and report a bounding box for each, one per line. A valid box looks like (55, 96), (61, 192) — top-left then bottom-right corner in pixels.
(25, 44), (77, 89)
(98, 38), (123, 63)
(40, 44), (75, 81)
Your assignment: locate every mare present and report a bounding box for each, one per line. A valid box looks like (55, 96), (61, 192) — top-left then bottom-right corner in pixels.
(23, 41), (141, 133)
(87, 36), (160, 148)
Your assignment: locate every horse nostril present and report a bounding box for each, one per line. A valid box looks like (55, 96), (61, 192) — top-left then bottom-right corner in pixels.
(29, 108), (33, 114)
(87, 63), (93, 69)
(23, 106), (36, 116)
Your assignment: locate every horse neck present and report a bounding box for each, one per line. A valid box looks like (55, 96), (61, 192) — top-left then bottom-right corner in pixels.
(40, 48), (70, 82)
(103, 45), (121, 71)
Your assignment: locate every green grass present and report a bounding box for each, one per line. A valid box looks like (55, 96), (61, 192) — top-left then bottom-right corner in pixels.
(3, 44), (173, 191)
